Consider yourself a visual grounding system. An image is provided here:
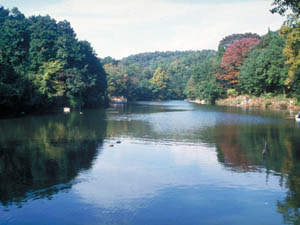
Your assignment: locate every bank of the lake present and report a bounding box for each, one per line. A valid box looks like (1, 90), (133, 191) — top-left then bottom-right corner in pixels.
(188, 95), (300, 113)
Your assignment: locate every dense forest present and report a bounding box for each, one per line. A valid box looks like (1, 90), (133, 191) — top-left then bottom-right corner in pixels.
(102, 0), (300, 104)
(0, 7), (107, 114)
(1, 0), (300, 113)
(102, 50), (216, 101)
(103, 28), (300, 104)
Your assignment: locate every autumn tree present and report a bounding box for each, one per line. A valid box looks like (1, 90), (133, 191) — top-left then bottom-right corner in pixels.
(280, 16), (300, 86)
(217, 33), (260, 59)
(216, 37), (260, 90)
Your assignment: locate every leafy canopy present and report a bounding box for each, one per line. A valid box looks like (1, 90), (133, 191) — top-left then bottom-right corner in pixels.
(216, 37), (260, 89)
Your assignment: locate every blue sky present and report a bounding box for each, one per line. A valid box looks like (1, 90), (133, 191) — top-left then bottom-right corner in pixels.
(0, 0), (285, 59)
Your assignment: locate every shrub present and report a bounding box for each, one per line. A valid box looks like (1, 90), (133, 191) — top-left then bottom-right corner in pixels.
(265, 100), (272, 108)
(279, 103), (287, 109)
(227, 89), (238, 97)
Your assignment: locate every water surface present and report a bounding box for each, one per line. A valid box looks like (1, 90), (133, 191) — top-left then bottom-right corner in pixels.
(1, 101), (300, 225)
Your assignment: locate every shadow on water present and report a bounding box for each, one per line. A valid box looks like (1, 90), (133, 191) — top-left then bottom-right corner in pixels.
(0, 109), (107, 206)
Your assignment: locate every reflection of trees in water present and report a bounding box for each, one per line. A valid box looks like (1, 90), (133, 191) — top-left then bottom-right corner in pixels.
(213, 123), (295, 173)
(0, 110), (107, 206)
(106, 119), (153, 139)
(106, 103), (194, 142)
(277, 175), (300, 225)
(215, 125), (253, 171)
(276, 137), (300, 225)
(100, 103), (300, 225)
(211, 122), (300, 225)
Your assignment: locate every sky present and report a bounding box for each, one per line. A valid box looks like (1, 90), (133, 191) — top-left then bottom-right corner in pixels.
(0, 0), (286, 59)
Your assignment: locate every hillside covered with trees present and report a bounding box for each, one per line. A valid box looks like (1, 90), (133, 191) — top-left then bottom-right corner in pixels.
(102, 17), (300, 105)
(0, 7), (107, 114)
(186, 0), (300, 104)
(102, 28), (299, 105)
(102, 50), (216, 101)
(1, 0), (300, 114)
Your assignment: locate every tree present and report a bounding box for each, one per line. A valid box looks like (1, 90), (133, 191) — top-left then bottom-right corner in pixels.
(217, 33), (260, 59)
(27, 15), (59, 71)
(280, 16), (300, 87)
(103, 50), (216, 101)
(185, 76), (197, 99)
(104, 63), (133, 98)
(31, 60), (65, 105)
(75, 40), (107, 107)
(0, 7), (107, 112)
(151, 67), (170, 99)
(239, 31), (288, 95)
(0, 7), (28, 111)
(271, 0), (300, 16)
(185, 54), (220, 103)
(216, 37), (260, 90)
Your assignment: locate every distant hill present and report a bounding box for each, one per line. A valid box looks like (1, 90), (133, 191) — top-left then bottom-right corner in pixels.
(101, 50), (217, 100)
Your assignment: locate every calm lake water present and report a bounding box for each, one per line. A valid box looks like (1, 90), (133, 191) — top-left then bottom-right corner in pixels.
(1, 101), (300, 225)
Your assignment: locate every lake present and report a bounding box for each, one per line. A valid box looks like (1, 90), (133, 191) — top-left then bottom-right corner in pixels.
(1, 100), (300, 225)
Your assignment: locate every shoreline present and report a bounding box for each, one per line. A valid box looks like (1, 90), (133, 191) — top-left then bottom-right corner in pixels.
(187, 95), (300, 113)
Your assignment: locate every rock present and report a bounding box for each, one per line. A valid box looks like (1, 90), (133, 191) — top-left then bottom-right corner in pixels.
(109, 144), (114, 147)
(116, 141), (121, 144)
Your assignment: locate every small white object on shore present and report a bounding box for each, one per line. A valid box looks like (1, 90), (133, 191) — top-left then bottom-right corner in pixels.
(64, 107), (70, 113)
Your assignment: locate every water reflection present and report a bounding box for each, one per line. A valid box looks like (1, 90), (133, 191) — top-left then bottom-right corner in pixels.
(104, 101), (300, 224)
(1, 101), (300, 225)
(0, 110), (107, 206)
(278, 174), (300, 225)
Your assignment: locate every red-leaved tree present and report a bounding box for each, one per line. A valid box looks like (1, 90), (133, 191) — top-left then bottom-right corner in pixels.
(216, 37), (260, 89)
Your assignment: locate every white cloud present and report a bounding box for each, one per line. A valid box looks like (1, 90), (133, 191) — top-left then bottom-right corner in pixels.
(25, 0), (285, 59)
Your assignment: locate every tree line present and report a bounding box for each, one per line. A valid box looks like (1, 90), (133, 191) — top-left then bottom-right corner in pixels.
(103, 27), (300, 104)
(187, 0), (300, 103)
(102, 50), (216, 101)
(0, 7), (107, 114)
(103, 0), (300, 104)
(1, 0), (300, 113)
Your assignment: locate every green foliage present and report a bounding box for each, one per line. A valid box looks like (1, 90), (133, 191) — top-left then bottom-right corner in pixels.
(239, 31), (288, 95)
(103, 50), (217, 100)
(34, 60), (65, 98)
(185, 52), (220, 103)
(2, 4), (298, 110)
(264, 100), (272, 108)
(0, 7), (107, 112)
(184, 76), (197, 99)
(280, 15), (300, 87)
(226, 89), (238, 97)
(151, 67), (171, 99)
